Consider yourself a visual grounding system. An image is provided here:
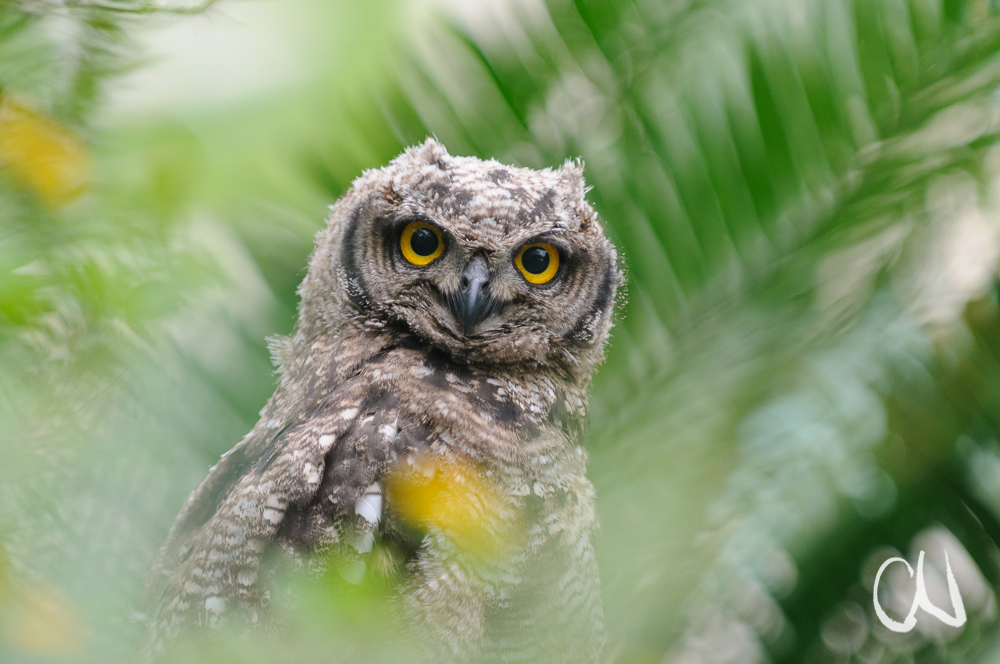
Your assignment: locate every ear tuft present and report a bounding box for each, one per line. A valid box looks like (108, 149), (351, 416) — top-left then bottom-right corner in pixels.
(557, 158), (587, 197)
(403, 137), (452, 169)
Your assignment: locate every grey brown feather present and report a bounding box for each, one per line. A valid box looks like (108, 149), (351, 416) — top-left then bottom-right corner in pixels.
(144, 139), (622, 662)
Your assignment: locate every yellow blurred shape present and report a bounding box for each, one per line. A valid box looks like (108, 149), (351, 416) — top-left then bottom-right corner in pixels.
(1, 583), (84, 657)
(0, 95), (90, 204)
(386, 455), (513, 555)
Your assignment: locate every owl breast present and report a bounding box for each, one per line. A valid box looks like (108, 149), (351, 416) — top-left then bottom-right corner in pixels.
(265, 329), (603, 661)
(272, 329), (586, 547)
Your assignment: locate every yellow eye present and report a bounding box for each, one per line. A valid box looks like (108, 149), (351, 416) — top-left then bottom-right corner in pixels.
(401, 221), (445, 266)
(515, 242), (559, 284)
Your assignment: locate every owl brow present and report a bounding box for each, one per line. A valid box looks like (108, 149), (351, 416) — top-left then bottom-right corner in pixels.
(520, 232), (571, 253)
(382, 214), (419, 232)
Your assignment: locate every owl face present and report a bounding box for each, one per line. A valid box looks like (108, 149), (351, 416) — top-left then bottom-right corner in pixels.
(303, 139), (621, 366)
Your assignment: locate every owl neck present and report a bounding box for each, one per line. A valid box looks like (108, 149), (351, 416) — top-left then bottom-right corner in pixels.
(282, 320), (600, 426)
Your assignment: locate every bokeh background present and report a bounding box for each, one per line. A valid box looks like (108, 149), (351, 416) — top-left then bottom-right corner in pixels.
(3, 0), (1000, 662)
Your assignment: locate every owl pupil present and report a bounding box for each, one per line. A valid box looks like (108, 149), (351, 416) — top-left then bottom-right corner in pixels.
(522, 246), (550, 274)
(411, 228), (439, 256)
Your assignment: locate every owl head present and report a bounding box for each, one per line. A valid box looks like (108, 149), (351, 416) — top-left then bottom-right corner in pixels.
(299, 139), (622, 369)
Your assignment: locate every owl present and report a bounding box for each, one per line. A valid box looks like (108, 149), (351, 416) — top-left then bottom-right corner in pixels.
(144, 139), (622, 663)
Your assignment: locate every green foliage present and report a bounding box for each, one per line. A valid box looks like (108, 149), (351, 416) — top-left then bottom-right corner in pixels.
(5, 0), (1000, 662)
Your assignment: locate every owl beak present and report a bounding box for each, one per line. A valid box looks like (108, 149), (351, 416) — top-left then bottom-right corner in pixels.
(449, 255), (498, 335)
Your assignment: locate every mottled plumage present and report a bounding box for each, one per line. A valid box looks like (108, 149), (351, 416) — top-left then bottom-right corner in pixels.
(144, 139), (622, 662)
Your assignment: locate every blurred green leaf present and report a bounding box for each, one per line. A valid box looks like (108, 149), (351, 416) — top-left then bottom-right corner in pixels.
(8, 0), (1000, 662)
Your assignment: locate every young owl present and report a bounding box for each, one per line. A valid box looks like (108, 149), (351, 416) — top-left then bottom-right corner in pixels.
(145, 139), (622, 662)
